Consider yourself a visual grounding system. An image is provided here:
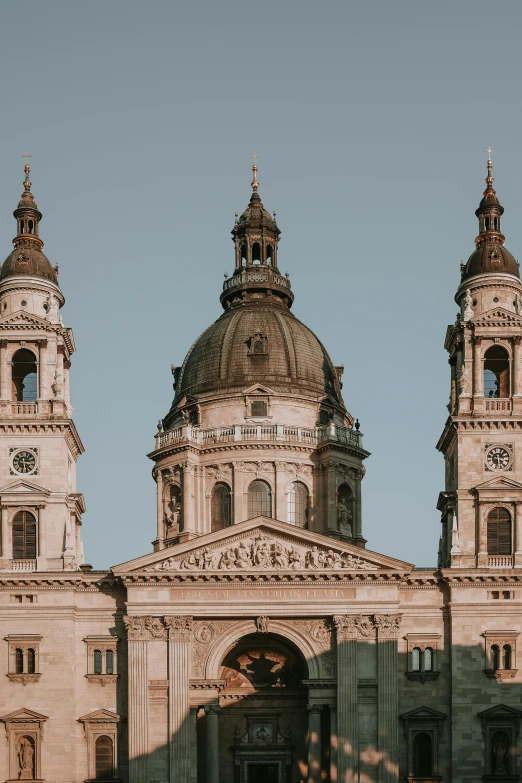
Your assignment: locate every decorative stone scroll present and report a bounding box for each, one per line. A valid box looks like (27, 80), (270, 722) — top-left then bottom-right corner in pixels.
(123, 616), (168, 641)
(147, 532), (378, 572)
(165, 616), (193, 641)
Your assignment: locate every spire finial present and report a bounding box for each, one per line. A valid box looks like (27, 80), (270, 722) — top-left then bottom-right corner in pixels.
(251, 153), (259, 191)
(22, 152), (32, 193)
(485, 147), (494, 188)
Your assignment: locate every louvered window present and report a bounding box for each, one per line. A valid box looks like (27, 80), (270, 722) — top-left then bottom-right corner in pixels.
(487, 507), (512, 555)
(12, 511), (37, 559)
(211, 483), (232, 531)
(95, 735), (114, 778)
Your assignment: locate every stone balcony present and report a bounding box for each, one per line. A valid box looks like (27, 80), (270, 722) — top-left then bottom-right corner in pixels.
(0, 399), (68, 417)
(155, 422), (364, 452)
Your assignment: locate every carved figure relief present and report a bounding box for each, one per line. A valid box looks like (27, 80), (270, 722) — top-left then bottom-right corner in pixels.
(17, 736), (35, 779)
(147, 532), (377, 572)
(220, 637), (304, 690)
(124, 616), (168, 641)
(256, 616), (269, 634)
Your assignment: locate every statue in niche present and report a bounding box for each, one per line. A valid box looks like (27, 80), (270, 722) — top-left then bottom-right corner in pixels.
(337, 500), (353, 536)
(17, 736), (35, 779)
(52, 369), (63, 398)
(166, 486), (182, 534)
(492, 732), (509, 775)
(462, 288), (474, 321)
(458, 363), (469, 395)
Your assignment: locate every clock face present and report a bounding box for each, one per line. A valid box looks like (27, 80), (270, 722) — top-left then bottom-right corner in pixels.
(486, 446), (511, 471)
(11, 449), (37, 475)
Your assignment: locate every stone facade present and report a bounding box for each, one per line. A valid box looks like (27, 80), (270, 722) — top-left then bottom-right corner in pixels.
(1, 158), (522, 783)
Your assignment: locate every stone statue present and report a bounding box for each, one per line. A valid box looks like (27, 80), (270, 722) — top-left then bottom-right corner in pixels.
(167, 499), (181, 532)
(203, 547), (217, 570)
(45, 294), (60, 324)
(462, 288), (474, 321)
(256, 616), (269, 633)
(17, 737), (35, 779)
(273, 541), (288, 568)
(219, 547), (237, 569)
(235, 541), (252, 568)
(492, 732), (508, 774)
(288, 546), (304, 569)
(337, 501), (353, 536)
(458, 363), (469, 395)
(306, 546), (321, 569)
(52, 369), (63, 398)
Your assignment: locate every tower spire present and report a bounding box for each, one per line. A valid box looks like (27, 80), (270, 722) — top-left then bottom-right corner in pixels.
(13, 154), (43, 251)
(251, 153), (259, 191)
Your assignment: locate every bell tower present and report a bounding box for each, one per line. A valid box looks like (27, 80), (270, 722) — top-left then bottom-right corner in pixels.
(437, 151), (522, 568)
(0, 158), (85, 573)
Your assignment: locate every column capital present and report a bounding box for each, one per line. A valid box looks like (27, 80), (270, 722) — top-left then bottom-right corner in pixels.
(374, 614), (402, 639)
(204, 704), (220, 716)
(124, 615), (168, 641)
(165, 615), (193, 641)
(473, 335), (483, 345)
(514, 336), (522, 346)
(333, 614), (375, 640)
(307, 704), (323, 714)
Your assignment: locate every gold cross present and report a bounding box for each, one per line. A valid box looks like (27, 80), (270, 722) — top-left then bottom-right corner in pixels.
(252, 153), (258, 162)
(22, 152), (31, 162)
(486, 146), (494, 160)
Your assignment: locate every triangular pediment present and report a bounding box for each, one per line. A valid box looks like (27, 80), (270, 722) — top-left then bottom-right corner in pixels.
(0, 479), (50, 495)
(0, 707), (48, 723)
(473, 476), (522, 491)
(472, 306), (522, 327)
(78, 709), (121, 723)
(112, 517), (413, 574)
(243, 383), (275, 395)
(400, 706), (447, 720)
(0, 310), (53, 329)
(478, 703), (522, 718)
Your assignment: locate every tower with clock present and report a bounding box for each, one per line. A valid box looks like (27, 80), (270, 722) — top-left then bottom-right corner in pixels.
(0, 159), (85, 572)
(437, 152), (522, 568)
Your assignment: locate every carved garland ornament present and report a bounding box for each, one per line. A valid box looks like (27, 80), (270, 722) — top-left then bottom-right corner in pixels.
(333, 614), (402, 640)
(123, 615), (194, 641)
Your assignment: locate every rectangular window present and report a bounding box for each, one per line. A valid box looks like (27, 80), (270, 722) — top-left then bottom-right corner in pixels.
(251, 401), (267, 417)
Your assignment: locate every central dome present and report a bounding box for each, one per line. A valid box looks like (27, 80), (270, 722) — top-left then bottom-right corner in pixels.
(167, 303), (343, 413)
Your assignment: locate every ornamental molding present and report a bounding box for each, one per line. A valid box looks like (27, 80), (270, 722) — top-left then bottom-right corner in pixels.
(6, 673), (41, 686)
(373, 614), (403, 638)
(192, 620), (234, 678)
(333, 613), (402, 640)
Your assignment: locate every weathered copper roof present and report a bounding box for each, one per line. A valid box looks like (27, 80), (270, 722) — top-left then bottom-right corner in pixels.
(462, 242), (519, 281)
(167, 303), (343, 411)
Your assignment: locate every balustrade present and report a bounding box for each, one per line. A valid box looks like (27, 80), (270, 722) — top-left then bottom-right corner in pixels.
(10, 559), (37, 572)
(485, 398), (512, 412)
(488, 555), (514, 568)
(11, 402), (38, 415)
(156, 422), (363, 450)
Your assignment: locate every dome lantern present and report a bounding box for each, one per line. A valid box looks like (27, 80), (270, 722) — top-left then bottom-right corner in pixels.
(221, 158), (293, 310)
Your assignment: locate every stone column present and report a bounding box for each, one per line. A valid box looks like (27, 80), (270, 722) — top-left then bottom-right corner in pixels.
(473, 336), (483, 396)
(155, 470), (164, 549)
(189, 707), (199, 783)
(166, 616), (193, 782)
(329, 705), (338, 783)
(375, 614), (402, 783)
(124, 617), (155, 783)
(274, 461), (286, 522)
(232, 462), (244, 523)
(513, 338), (522, 396)
(307, 705), (322, 783)
(514, 502), (522, 567)
(0, 505), (7, 559)
(327, 462), (337, 531)
(0, 340), (8, 400)
(183, 463), (195, 535)
(38, 340), (48, 399)
(37, 505), (46, 563)
(204, 704), (220, 783)
(333, 615), (364, 781)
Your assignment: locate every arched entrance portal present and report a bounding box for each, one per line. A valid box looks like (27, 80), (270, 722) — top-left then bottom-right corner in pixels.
(197, 632), (316, 783)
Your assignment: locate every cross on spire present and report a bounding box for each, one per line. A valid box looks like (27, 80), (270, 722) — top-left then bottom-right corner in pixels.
(22, 152), (31, 163)
(486, 146), (494, 161)
(251, 153), (259, 191)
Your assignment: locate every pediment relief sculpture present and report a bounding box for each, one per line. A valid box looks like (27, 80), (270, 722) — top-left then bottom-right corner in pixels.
(146, 532), (377, 572)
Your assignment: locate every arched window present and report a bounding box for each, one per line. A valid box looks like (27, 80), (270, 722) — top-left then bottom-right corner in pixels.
(28, 220), (34, 234)
(248, 480), (272, 518)
(503, 644), (512, 670)
(27, 648), (36, 674)
(252, 242), (261, 263)
(95, 735), (114, 778)
(11, 349), (37, 402)
(106, 649), (114, 675)
(413, 732), (433, 776)
(253, 340), (265, 355)
(484, 345), (510, 398)
(19, 220), (25, 234)
(411, 647), (421, 672)
(15, 648), (23, 674)
(94, 650), (102, 675)
(424, 647), (433, 672)
(266, 244), (273, 264)
(487, 507), (512, 555)
(288, 482), (309, 528)
(491, 644), (500, 670)
(211, 483), (232, 532)
(12, 510), (37, 559)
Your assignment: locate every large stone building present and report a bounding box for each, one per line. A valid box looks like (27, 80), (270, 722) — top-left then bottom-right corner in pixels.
(0, 154), (521, 783)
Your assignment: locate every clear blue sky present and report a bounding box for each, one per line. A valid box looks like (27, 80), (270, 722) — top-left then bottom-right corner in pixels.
(1, 0), (522, 569)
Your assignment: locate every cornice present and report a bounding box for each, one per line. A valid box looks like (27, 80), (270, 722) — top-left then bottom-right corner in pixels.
(0, 419), (84, 457)
(119, 570), (406, 586)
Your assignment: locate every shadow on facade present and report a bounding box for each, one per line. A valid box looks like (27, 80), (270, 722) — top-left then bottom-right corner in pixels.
(111, 634), (522, 783)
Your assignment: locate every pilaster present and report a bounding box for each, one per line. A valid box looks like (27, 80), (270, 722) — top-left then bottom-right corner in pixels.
(375, 614), (402, 783)
(124, 617), (155, 783)
(165, 616), (193, 782)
